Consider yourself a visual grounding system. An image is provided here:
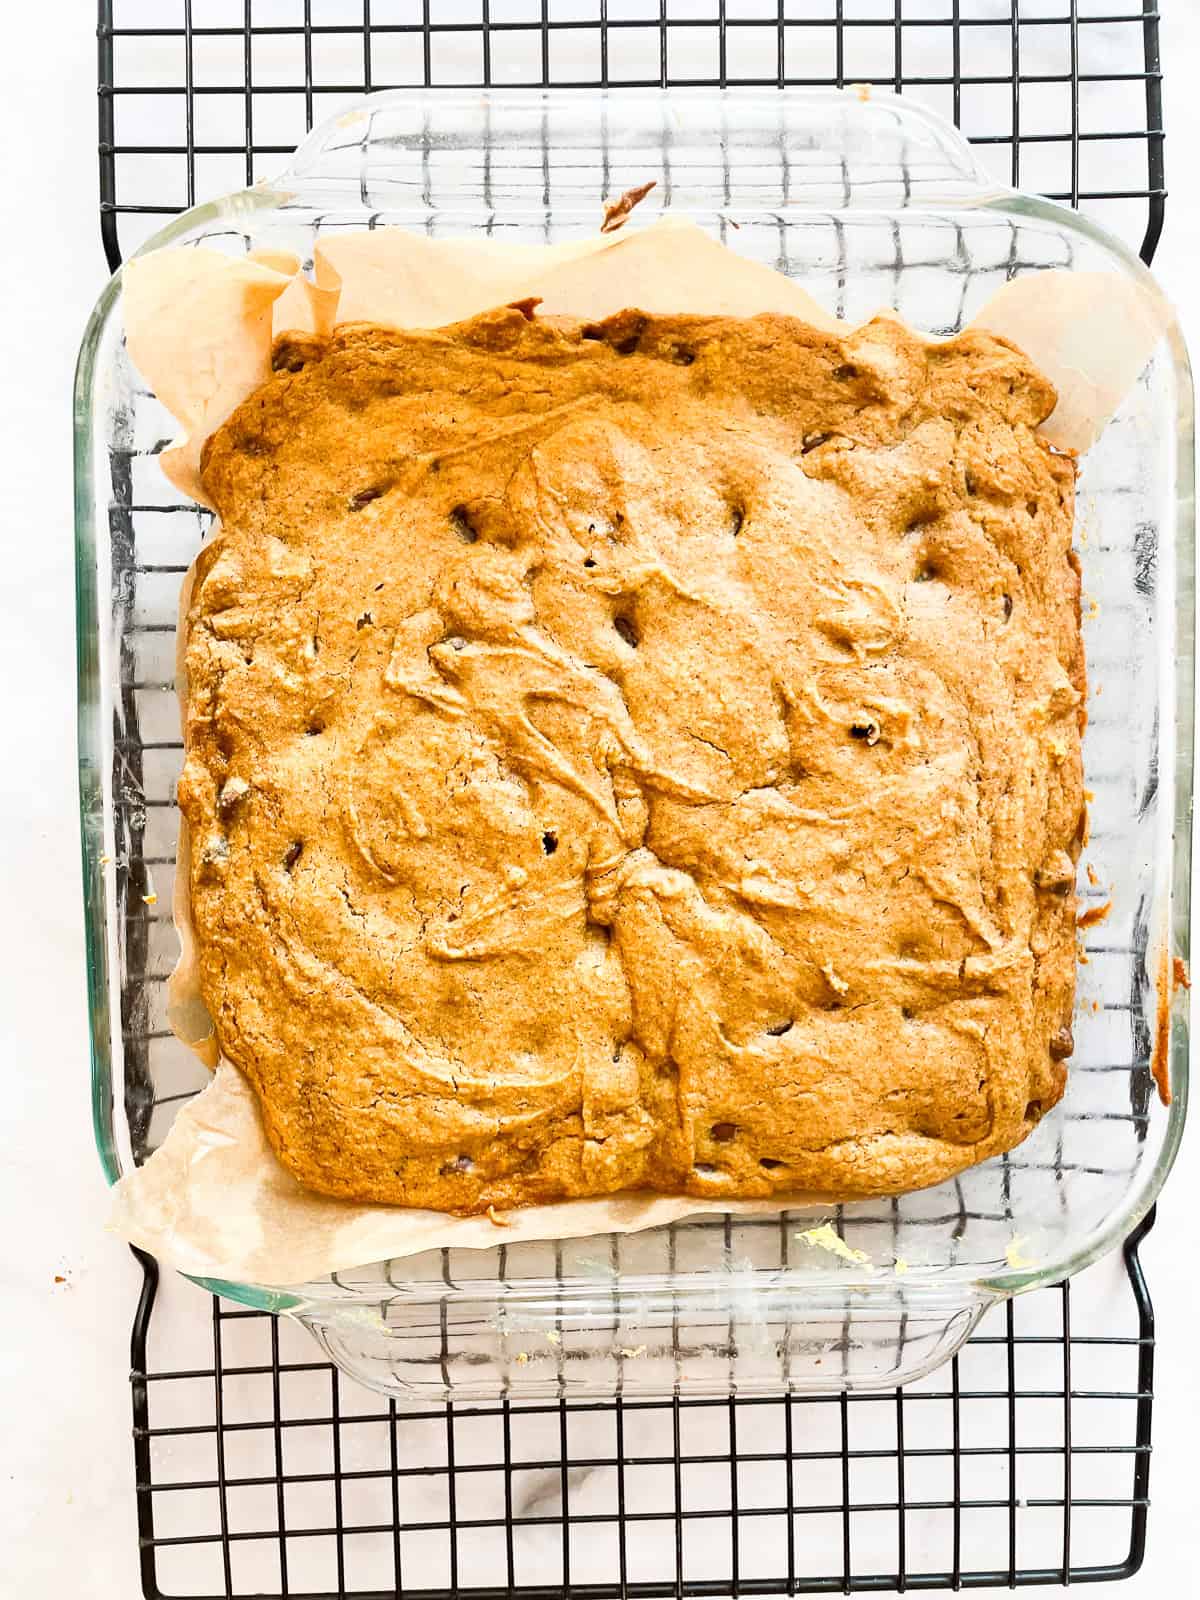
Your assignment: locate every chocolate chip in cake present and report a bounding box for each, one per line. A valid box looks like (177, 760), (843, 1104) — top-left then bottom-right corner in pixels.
(450, 505), (479, 543)
(609, 313), (648, 356)
(849, 719), (880, 745)
(272, 335), (322, 374)
(1034, 851), (1075, 892)
(216, 776), (250, 816)
(905, 507), (939, 535)
(200, 834), (229, 870)
(613, 614), (639, 648)
(1049, 1026), (1074, 1061)
(283, 841), (304, 872)
(348, 485), (385, 512)
(764, 1019), (793, 1037)
(710, 1122), (737, 1142)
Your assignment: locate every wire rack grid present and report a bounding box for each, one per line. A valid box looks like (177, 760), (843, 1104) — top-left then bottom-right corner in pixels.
(98, 0), (1165, 270)
(96, 3), (1168, 1596)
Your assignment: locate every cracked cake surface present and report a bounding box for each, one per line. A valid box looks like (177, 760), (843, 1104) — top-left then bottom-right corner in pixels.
(179, 304), (1084, 1211)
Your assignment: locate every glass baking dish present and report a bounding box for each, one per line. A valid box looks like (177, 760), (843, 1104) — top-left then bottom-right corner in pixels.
(76, 88), (1192, 1400)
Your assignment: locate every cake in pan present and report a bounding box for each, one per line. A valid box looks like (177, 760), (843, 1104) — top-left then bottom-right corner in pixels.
(178, 303), (1083, 1211)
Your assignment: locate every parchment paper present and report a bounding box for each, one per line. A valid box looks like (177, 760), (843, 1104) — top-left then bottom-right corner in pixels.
(110, 1060), (835, 1285)
(112, 216), (1171, 1287)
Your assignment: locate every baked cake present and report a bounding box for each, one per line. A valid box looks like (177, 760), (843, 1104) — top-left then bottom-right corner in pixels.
(178, 304), (1084, 1211)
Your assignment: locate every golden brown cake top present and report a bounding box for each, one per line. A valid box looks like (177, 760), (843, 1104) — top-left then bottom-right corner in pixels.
(180, 305), (1083, 1212)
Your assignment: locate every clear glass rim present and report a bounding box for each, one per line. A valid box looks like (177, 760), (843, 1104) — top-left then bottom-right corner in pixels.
(75, 86), (1193, 1318)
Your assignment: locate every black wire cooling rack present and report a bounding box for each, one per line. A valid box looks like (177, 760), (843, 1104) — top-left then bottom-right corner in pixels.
(98, 4), (1168, 1596)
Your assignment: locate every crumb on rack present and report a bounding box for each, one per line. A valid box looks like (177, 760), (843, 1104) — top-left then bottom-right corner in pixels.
(1174, 957), (1191, 991)
(514, 1351), (530, 1366)
(545, 1329), (561, 1346)
(601, 179), (656, 233)
(1077, 898), (1112, 930)
(1154, 946), (1173, 1106)
(486, 1205), (511, 1228)
(893, 1257), (909, 1276)
(98, 853), (111, 866)
(1005, 1236), (1033, 1270)
(619, 1345), (647, 1359)
(1086, 863), (1100, 887)
(854, 82), (871, 102)
(796, 1221), (875, 1271)
(142, 891), (158, 905)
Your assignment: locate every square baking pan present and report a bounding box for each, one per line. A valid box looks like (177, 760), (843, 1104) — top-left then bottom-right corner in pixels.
(76, 87), (1192, 1400)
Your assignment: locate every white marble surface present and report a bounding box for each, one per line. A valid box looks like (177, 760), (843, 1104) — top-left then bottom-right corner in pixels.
(2, 0), (1199, 1593)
